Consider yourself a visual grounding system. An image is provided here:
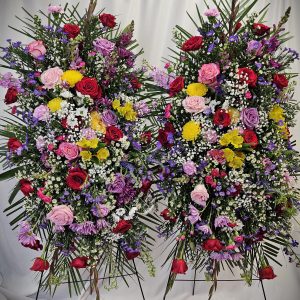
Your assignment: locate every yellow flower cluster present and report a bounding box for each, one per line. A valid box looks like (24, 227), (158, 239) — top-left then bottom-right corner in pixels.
(219, 129), (244, 148)
(76, 138), (99, 149)
(61, 70), (83, 87)
(186, 83), (208, 97)
(48, 98), (63, 112)
(268, 105), (285, 122)
(182, 120), (201, 141)
(112, 99), (137, 121)
(223, 148), (245, 169)
(80, 147), (110, 162)
(227, 107), (240, 124)
(90, 111), (106, 133)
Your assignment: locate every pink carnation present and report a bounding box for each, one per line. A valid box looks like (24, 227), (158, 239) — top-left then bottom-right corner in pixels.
(204, 8), (220, 17)
(182, 96), (207, 113)
(198, 63), (220, 88)
(204, 129), (218, 144)
(41, 67), (63, 89)
(48, 5), (64, 14)
(27, 40), (46, 59)
(47, 205), (74, 226)
(33, 105), (50, 121)
(183, 161), (197, 176)
(191, 184), (209, 207)
(58, 142), (79, 160)
(37, 187), (52, 204)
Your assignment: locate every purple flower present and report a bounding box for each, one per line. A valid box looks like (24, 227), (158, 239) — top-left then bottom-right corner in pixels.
(134, 101), (150, 117)
(97, 219), (109, 229)
(183, 160), (197, 176)
(116, 177), (137, 206)
(102, 109), (118, 126)
(91, 203), (110, 218)
(188, 204), (201, 224)
(150, 67), (174, 90)
(229, 35), (239, 43)
(210, 252), (232, 261)
(214, 216), (230, 228)
(241, 108), (259, 129)
(197, 224), (212, 235)
(247, 40), (262, 55)
(108, 173), (126, 193)
(70, 221), (98, 235)
(93, 38), (115, 56)
(18, 221), (42, 250)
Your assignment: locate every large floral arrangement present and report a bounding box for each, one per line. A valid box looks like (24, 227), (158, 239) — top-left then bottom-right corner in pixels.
(148, 0), (300, 297)
(0, 1), (156, 296)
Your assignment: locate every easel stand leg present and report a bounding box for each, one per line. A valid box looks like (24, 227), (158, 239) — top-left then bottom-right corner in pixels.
(35, 271), (44, 300)
(133, 259), (146, 300)
(192, 268), (197, 296)
(260, 279), (267, 300)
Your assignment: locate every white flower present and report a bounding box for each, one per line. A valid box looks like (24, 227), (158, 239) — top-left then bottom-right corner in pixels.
(75, 107), (88, 117)
(115, 208), (126, 216)
(67, 114), (78, 128)
(60, 90), (73, 99)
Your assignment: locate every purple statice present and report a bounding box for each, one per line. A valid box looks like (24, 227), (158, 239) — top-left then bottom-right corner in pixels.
(270, 59), (282, 69)
(291, 239), (299, 247)
(207, 42), (216, 54)
(284, 47), (300, 60)
(150, 67), (174, 90)
(206, 30), (215, 37)
(118, 32), (133, 47)
(18, 221), (42, 250)
(265, 36), (280, 53)
(258, 76), (271, 86)
(70, 221), (98, 235)
(267, 140), (276, 151)
(117, 177), (137, 206)
(213, 21), (222, 29)
(118, 47), (133, 59)
(188, 204), (201, 225)
(262, 158), (276, 175)
(214, 216), (230, 228)
(134, 101), (150, 117)
(91, 203), (110, 218)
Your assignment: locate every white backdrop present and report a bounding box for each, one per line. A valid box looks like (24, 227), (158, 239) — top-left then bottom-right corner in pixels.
(0, 0), (299, 299)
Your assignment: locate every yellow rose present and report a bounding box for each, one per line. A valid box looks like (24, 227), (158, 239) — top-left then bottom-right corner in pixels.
(186, 83), (208, 97)
(80, 150), (92, 162)
(182, 120), (201, 141)
(61, 70), (83, 87)
(48, 97), (63, 112)
(96, 148), (110, 161)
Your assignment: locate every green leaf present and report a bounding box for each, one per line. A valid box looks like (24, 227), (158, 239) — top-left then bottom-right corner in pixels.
(0, 167), (22, 181)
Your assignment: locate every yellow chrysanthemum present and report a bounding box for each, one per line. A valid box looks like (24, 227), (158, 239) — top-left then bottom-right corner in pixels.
(182, 120), (201, 141)
(220, 129), (243, 148)
(61, 70), (83, 87)
(112, 99), (121, 110)
(77, 138), (99, 149)
(96, 148), (110, 161)
(228, 107), (240, 124)
(186, 83), (208, 97)
(48, 97), (63, 112)
(223, 148), (235, 162)
(80, 150), (92, 162)
(269, 105), (285, 122)
(90, 111), (106, 133)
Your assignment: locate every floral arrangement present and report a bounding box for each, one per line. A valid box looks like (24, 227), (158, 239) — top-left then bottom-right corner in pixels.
(0, 1), (156, 296)
(148, 0), (300, 297)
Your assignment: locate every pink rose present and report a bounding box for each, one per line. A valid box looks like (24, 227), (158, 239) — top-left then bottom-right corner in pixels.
(41, 67), (63, 89)
(58, 142), (79, 160)
(191, 184), (209, 207)
(182, 96), (207, 113)
(37, 187), (52, 204)
(28, 40), (46, 59)
(33, 105), (50, 121)
(48, 5), (64, 14)
(204, 129), (218, 144)
(198, 63), (220, 88)
(204, 8), (220, 17)
(183, 161), (197, 176)
(47, 205), (74, 226)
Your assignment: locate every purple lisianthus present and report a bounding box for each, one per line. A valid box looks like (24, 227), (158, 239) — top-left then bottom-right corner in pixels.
(241, 108), (259, 129)
(108, 173), (126, 193)
(93, 38), (115, 56)
(188, 204), (201, 224)
(102, 109), (118, 126)
(247, 40), (263, 55)
(183, 160), (197, 176)
(214, 215), (231, 228)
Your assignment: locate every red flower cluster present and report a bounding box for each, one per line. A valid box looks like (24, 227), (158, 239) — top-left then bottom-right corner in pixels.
(30, 258), (49, 272)
(238, 67), (258, 87)
(158, 122), (175, 148)
(112, 220), (132, 234)
(202, 239), (223, 252)
(99, 13), (116, 28)
(105, 126), (123, 144)
(66, 168), (88, 191)
(181, 36), (203, 52)
(63, 23), (81, 39)
(169, 76), (184, 97)
(75, 77), (102, 99)
(171, 259), (188, 274)
(252, 23), (271, 36)
(70, 256), (88, 269)
(243, 129), (258, 147)
(20, 179), (34, 196)
(259, 266), (277, 280)
(5, 87), (18, 104)
(160, 208), (177, 222)
(7, 137), (22, 152)
(213, 109), (231, 127)
(273, 74), (289, 89)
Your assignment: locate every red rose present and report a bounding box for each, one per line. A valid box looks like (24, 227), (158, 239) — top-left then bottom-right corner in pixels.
(213, 109), (231, 127)
(243, 129), (258, 147)
(253, 23), (270, 36)
(7, 137), (22, 151)
(169, 76), (184, 97)
(140, 131), (152, 144)
(22, 240), (43, 251)
(75, 77), (102, 99)
(141, 179), (152, 193)
(70, 257), (88, 269)
(105, 126), (123, 144)
(131, 77), (142, 90)
(5, 87), (18, 104)
(181, 36), (203, 52)
(273, 74), (288, 89)
(259, 266), (277, 280)
(66, 168), (88, 191)
(30, 257), (49, 272)
(63, 23), (80, 39)
(112, 219), (132, 234)
(125, 251), (140, 260)
(171, 259), (188, 274)
(160, 208), (177, 222)
(202, 239), (223, 252)
(238, 68), (258, 87)
(20, 179), (34, 196)
(99, 13), (116, 28)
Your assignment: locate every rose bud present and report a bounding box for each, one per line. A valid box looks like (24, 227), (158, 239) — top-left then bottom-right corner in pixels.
(171, 259), (188, 274)
(30, 257), (49, 272)
(160, 208), (177, 222)
(141, 178), (152, 193)
(112, 219), (132, 234)
(202, 239), (223, 252)
(19, 179), (34, 196)
(259, 266), (277, 280)
(70, 257), (88, 269)
(5, 87), (18, 104)
(66, 167), (88, 191)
